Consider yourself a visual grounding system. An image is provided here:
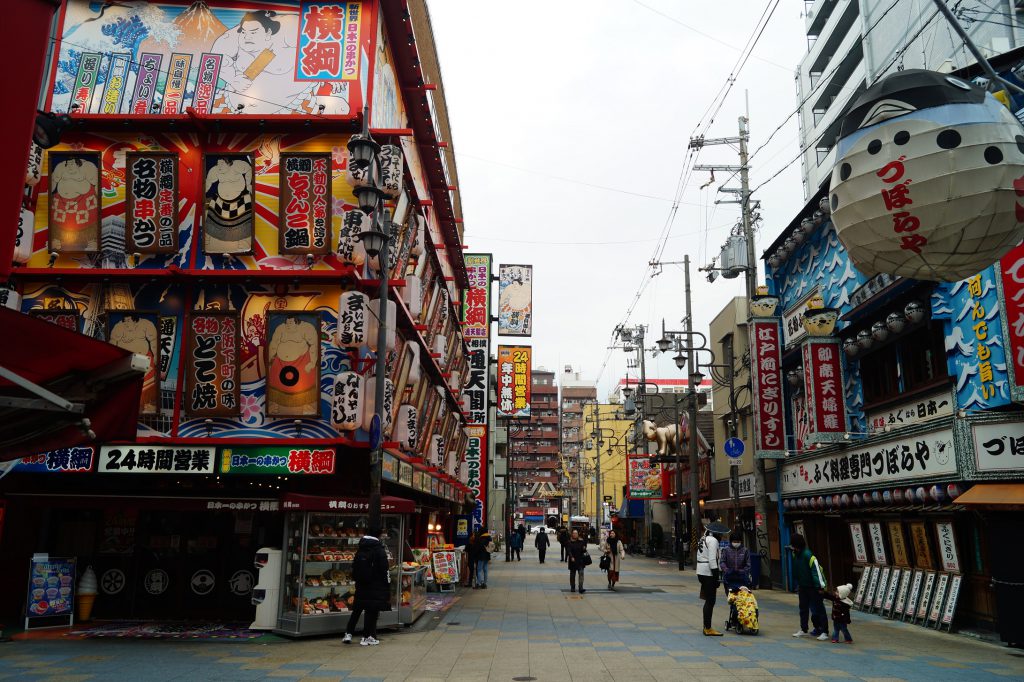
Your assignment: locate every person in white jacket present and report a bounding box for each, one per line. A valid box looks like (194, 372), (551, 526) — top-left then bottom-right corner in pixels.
(696, 522), (728, 636)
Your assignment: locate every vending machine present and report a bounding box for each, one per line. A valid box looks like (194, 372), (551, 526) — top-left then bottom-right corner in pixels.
(250, 548), (282, 630)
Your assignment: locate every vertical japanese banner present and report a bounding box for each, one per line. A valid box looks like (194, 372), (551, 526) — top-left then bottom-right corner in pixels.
(125, 153), (178, 253)
(750, 318), (786, 458)
(107, 311), (161, 414)
(99, 53), (131, 114)
(160, 53), (193, 114)
(279, 154), (332, 255)
(129, 53), (162, 114)
(192, 53), (222, 114)
(949, 264), (1010, 409)
(998, 242), (1024, 402)
(297, 2), (363, 81)
(496, 345), (531, 419)
(185, 311), (240, 418)
(462, 254), (492, 530)
(265, 311), (321, 418)
(497, 264), (533, 336)
(801, 337), (847, 443)
(70, 52), (102, 113)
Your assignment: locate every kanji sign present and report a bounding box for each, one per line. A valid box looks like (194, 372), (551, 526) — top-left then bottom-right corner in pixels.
(129, 53), (162, 114)
(496, 345), (531, 418)
(99, 53), (131, 114)
(297, 2), (363, 81)
(849, 522), (868, 563)
(98, 446), (216, 474)
(782, 288), (820, 347)
(220, 446), (335, 475)
(999, 242), (1024, 402)
(801, 337), (847, 443)
(126, 153), (178, 253)
(751, 319), (786, 458)
(161, 53), (193, 114)
(781, 427), (957, 493)
(71, 52), (101, 113)
(279, 153), (331, 255)
(627, 456), (664, 499)
(867, 390), (953, 434)
(462, 254), (491, 531)
(868, 522), (888, 565)
(192, 53), (222, 114)
(185, 312), (240, 417)
(14, 447), (95, 473)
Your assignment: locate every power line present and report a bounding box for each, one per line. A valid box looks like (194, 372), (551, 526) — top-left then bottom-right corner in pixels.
(748, 0), (910, 164)
(750, 7), (945, 195)
(629, 0), (791, 71)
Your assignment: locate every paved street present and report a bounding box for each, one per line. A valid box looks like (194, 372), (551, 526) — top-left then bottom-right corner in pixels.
(1, 546), (1021, 682)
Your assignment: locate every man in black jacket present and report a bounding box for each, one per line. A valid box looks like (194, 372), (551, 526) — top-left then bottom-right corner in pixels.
(534, 528), (550, 563)
(343, 529), (392, 646)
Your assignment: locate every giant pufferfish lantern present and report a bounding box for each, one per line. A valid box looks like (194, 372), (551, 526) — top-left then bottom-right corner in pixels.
(829, 69), (1024, 281)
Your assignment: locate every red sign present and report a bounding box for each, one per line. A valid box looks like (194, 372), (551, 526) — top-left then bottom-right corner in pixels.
(1000, 242), (1024, 397)
(751, 319), (786, 457)
(126, 153), (178, 253)
(279, 154), (331, 255)
(802, 337), (847, 442)
(185, 312), (240, 417)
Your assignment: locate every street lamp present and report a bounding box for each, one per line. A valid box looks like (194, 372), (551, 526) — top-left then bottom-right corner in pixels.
(349, 109), (395, 535)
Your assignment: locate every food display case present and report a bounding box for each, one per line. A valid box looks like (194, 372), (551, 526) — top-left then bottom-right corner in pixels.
(275, 494), (415, 637)
(399, 564), (428, 624)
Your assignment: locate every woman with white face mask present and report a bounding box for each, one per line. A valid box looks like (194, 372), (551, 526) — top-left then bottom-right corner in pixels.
(720, 529), (752, 631)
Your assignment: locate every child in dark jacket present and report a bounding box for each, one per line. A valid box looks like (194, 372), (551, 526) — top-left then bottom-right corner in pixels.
(823, 583), (854, 643)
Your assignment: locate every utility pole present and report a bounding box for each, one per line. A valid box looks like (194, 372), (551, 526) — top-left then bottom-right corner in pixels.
(683, 257), (700, 567)
(692, 107), (773, 588)
(595, 403), (602, 532)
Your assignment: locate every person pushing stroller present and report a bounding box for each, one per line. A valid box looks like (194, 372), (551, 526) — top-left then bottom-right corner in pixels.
(720, 530), (752, 632)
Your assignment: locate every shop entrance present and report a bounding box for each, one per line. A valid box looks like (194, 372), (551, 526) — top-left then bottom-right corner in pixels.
(45, 505), (280, 621)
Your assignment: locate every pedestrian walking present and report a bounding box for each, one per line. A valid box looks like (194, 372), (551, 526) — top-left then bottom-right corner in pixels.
(824, 583), (855, 644)
(509, 527), (523, 561)
(600, 529), (626, 590)
(788, 533), (829, 640)
(720, 529), (751, 631)
(557, 526), (569, 562)
(697, 520), (729, 636)
(517, 523), (527, 543)
(342, 528), (391, 646)
(535, 528), (550, 563)
(464, 531), (477, 587)
(472, 527), (493, 589)
(566, 529), (590, 594)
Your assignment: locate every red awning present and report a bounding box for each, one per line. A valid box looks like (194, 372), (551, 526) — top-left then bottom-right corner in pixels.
(0, 307), (145, 461)
(282, 492), (416, 513)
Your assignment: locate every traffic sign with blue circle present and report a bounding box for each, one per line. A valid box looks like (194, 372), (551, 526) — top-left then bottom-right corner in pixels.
(724, 437), (745, 458)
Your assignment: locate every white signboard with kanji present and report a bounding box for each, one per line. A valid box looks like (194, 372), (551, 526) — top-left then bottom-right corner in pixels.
(781, 427), (956, 494)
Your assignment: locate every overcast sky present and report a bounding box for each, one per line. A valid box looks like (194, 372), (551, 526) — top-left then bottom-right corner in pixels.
(428, 1), (810, 398)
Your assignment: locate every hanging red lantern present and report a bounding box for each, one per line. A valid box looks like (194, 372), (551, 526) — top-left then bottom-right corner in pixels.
(830, 69), (1024, 281)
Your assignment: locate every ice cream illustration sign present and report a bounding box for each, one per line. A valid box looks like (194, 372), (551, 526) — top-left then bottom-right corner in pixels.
(25, 557), (76, 629)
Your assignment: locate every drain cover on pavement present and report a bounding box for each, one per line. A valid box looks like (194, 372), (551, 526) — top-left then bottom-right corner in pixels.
(512, 677), (537, 681)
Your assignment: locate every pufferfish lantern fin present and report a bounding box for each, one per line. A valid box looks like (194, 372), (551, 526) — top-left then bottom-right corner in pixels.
(993, 88), (1012, 110)
(857, 99), (918, 130)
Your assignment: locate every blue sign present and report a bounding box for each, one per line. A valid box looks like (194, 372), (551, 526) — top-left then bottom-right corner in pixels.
(14, 447), (95, 473)
(724, 438), (745, 459)
(369, 414), (382, 450)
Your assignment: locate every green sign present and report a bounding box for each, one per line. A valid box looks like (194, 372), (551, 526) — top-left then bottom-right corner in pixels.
(220, 446), (335, 475)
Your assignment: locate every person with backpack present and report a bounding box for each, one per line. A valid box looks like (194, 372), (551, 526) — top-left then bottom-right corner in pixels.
(472, 528), (493, 588)
(534, 527), (550, 563)
(789, 533), (829, 640)
(342, 528), (392, 646)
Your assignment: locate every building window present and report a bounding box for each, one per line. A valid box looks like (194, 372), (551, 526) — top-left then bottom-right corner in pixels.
(860, 322), (948, 408)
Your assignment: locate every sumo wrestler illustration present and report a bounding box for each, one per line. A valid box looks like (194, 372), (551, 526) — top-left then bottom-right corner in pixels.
(266, 312), (320, 417)
(204, 155), (254, 254)
(49, 153), (101, 253)
(108, 312), (160, 414)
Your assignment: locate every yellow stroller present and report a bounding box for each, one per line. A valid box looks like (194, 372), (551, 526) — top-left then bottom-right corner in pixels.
(727, 586), (760, 635)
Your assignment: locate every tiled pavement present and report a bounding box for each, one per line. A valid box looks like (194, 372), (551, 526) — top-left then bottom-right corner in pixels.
(2, 546), (1022, 681)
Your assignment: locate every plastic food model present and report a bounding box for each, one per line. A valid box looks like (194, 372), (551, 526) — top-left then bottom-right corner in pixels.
(830, 69), (1024, 281)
